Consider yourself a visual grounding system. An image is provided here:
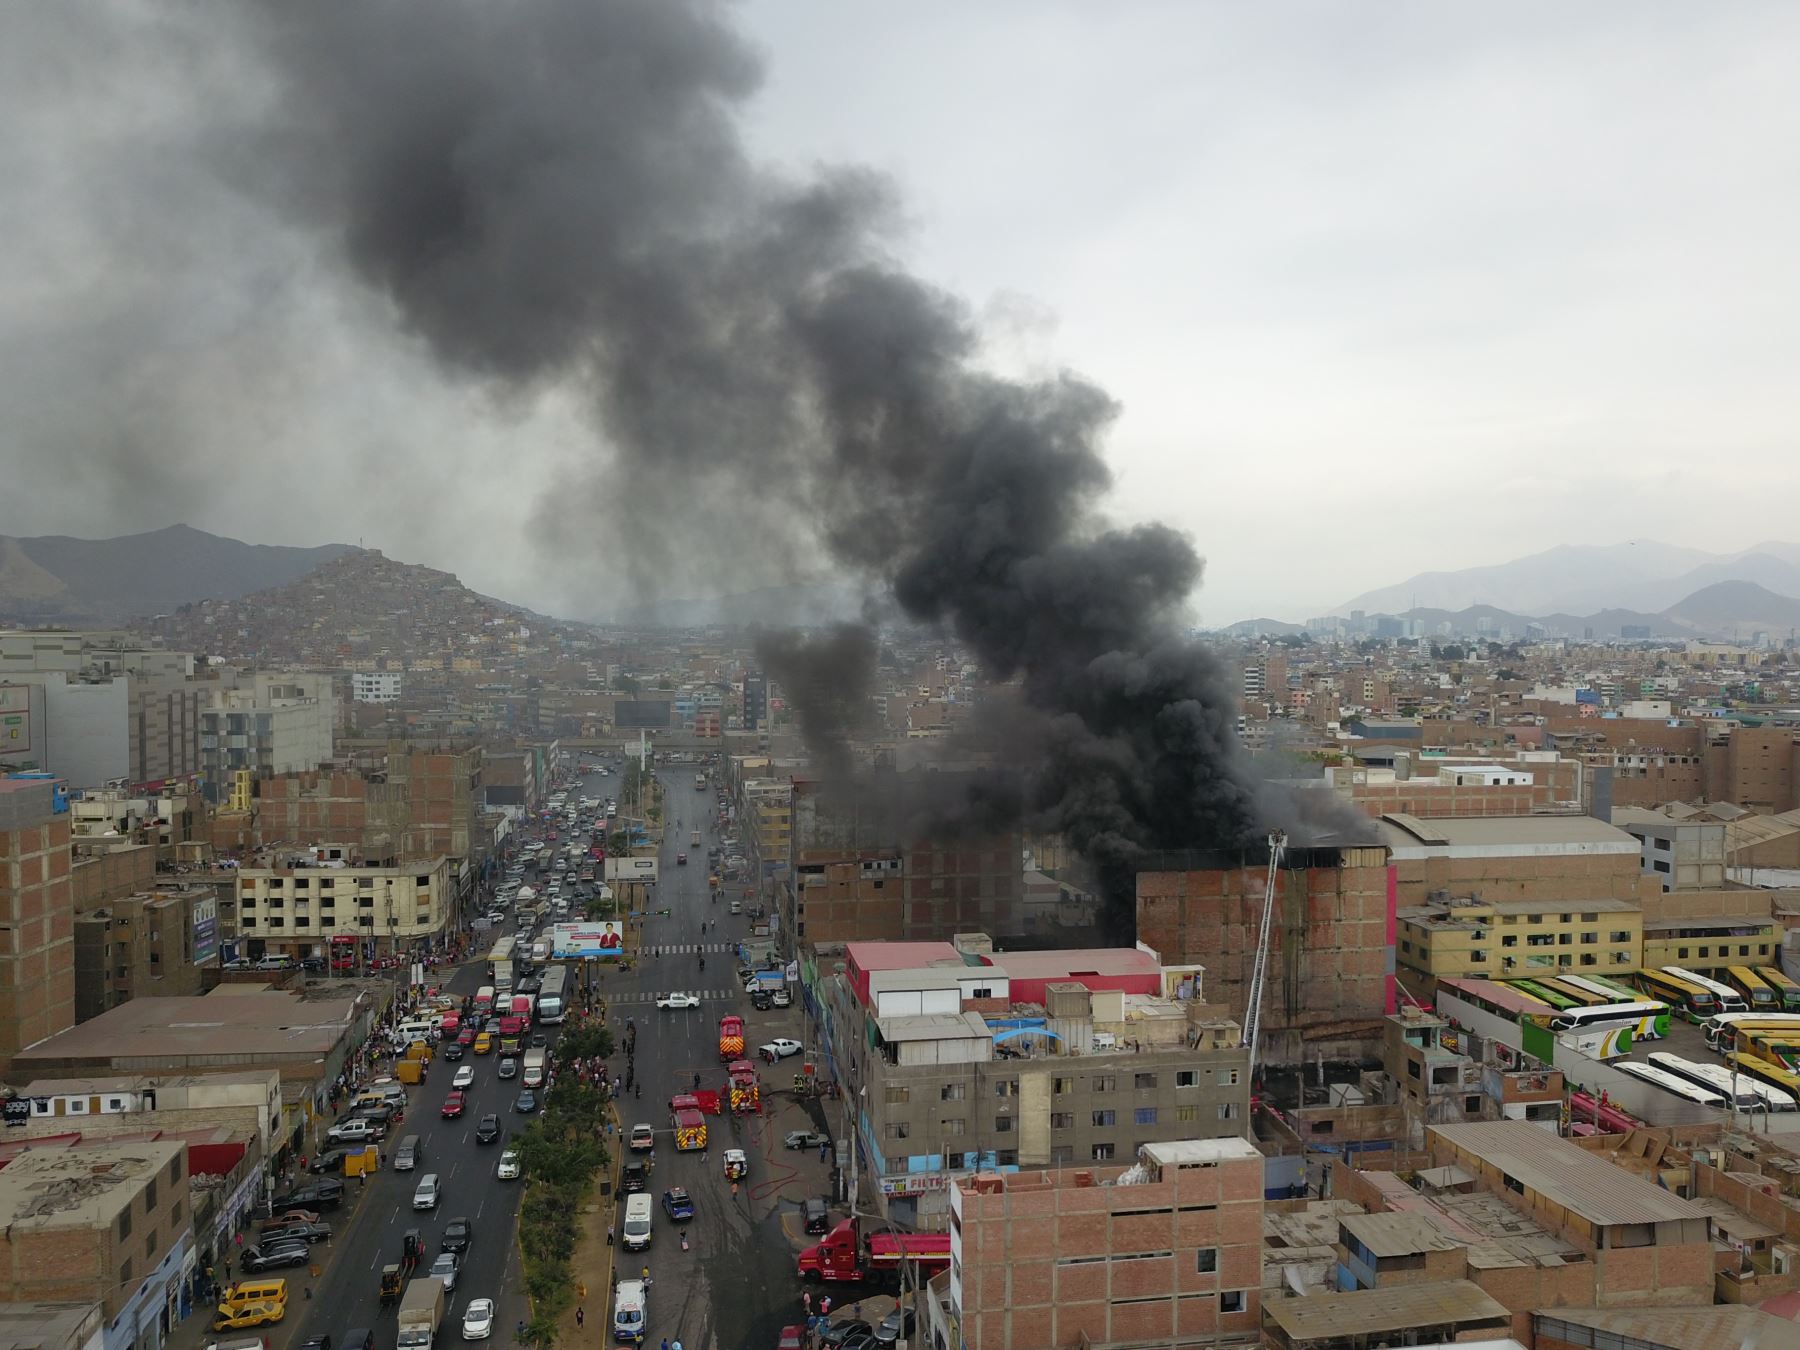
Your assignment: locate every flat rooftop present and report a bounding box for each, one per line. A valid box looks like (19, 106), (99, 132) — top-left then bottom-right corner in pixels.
(11, 988), (360, 1070)
(876, 1012), (991, 1043)
(972, 947), (1160, 980)
(846, 942), (963, 973)
(0, 1302), (104, 1350)
(1536, 1305), (1800, 1350)
(1430, 1120), (1707, 1227)
(0, 1140), (182, 1230)
(1263, 1279), (1509, 1341)
(1378, 812), (1639, 855)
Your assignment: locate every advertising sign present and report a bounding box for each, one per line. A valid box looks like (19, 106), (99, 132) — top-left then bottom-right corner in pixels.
(604, 856), (659, 884)
(190, 897), (219, 964)
(552, 921), (623, 958)
(0, 686), (30, 753)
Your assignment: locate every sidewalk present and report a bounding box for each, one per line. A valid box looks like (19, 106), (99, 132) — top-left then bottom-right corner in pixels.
(546, 1102), (622, 1346)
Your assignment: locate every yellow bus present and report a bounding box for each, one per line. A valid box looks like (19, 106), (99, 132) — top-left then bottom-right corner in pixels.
(1760, 967), (1800, 1011)
(1538, 978), (1610, 1008)
(1730, 1051), (1800, 1103)
(1726, 965), (1782, 1011)
(1637, 968), (1721, 1020)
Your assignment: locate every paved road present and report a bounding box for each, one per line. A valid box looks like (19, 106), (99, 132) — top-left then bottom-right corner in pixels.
(284, 923), (538, 1350)
(592, 760), (838, 1350)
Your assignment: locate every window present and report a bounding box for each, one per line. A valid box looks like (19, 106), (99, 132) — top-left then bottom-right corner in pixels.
(1469, 949), (1487, 964)
(1053, 1077), (1074, 1095)
(1558, 933), (1572, 946)
(1741, 945), (1752, 957)
(1134, 1073), (1158, 1090)
(1698, 946), (1710, 958)
(1560, 913), (1572, 924)
(1094, 1075), (1116, 1093)
(118, 1209), (132, 1240)
(995, 1149), (1018, 1166)
(994, 1116), (1014, 1133)
(1092, 1110), (1116, 1128)
(1134, 1107), (1158, 1126)
(1175, 1105), (1197, 1123)
(940, 1083), (966, 1102)
(1501, 935), (1517, 947)
(1219, 1102), (1240, 1121)
(1465, 1096), (1482, 1113)
(1653, 859), (1671, 874)
(1678, 947), (1690, 959)
(1051, 1113), (1074, 1130)
(886, 1086), (910, 1105)
(884, 1122), (909, 1140)
(1407, 1061), (1421, 1079)
(1196, 1248), (1218, 1274)
(994, 1080), (1017, 1098)
(1092, 1143), (1115, 1162)
(1580, 932), (1598, 944)
(1220, 1291), (1245, 1315)
(144, 1179), (156, 1210)
(1580, 953), (1597, 966)
(1176, 1070), (1198, 1088)
(1217, 1068), (1240, 1087)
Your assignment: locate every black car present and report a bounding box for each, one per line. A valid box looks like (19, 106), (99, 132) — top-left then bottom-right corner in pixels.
(241, 1242), (311, 1273)
(802, 1197), (830, 1235)
(751, 990), (773, 1011)
(298, 1336), (333, 1350)
(309, 1148), (359, 1174)
(299, 957), (327, 974)
(341, 1329), (374, 1350)
(442, 1041), (465, 1062)
(620, 1162), (649, 1195)
(474, 1114), (502, 1145)
(441, 1216), (474, 1254)
(259, 1221), (332, 1246)
(276, 1180), (345, 1211)
(819, 1321), (873, 1349)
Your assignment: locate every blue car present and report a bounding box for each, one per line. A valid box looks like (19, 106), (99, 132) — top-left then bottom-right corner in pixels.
(514, 1089), (538, 1114)
(662, 1187), (695, 1221)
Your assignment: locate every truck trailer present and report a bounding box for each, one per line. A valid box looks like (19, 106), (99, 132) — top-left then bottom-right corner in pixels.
(796, 1217), (951, 1285)
(396, 1277), (446, 1348)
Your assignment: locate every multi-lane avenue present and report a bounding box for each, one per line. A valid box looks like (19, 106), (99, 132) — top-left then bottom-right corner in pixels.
(281, 757), (837, 1350)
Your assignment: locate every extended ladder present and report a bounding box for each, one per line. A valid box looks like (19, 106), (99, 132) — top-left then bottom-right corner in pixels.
(1242, 831), (1288, 1079)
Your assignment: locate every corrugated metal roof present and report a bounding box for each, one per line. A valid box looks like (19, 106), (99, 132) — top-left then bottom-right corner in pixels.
(1340, 1211), (1462, 1258)
(1430, 1120), (1706, 1227)
(1536, 1304), (1800, 1350)
(1265, 1279), (1509, 1339)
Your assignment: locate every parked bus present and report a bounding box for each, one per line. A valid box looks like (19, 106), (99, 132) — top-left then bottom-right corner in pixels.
(1637, 968), (1722, 1020)
(1545, 1001), (1671, 1040)
(537, 965), (570, 1025)
(1704, 1013), (1800, 1050)
(1535, 978), (1611, 1008)
(1760, 967), (1800, 1011)
(1725, 965), (1781, 1011)
(1613, 1060), (1727, 1109)
(1564, 973), (1643, 1003)
(1508, 980), (1580, 1011)
(1664, 966), (1748, 1014)
(1741, 1031), (1800, 1072)
(1728, 1052), (1800, 1104)
(1647, 1051), (1794, 1112)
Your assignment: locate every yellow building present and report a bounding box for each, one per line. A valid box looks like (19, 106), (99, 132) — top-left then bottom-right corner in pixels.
(743, 778), (793, 866)
(234, 855), (453, 957)
(1397, 894), (1642, 983)
(1640, 915), (1779, 974)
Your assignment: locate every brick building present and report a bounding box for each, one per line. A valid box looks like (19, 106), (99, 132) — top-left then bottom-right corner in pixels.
(1375, 813), (1653, 906)
(0, 1140), (191, 1350)
(950, 1138), (1264, 1350)
(1135, 845), (1395, 1065)
(0, 777), (76, 1073)
(73, 888), (212, 1022)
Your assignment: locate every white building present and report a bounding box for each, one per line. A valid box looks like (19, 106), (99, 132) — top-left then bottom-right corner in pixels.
(199, 672), (335, 796)
(234, 854), (453, 956)
(353, 671), (403, 704)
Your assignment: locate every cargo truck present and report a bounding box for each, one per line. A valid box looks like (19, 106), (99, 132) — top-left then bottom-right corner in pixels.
(396, 1277), (446, 1348)
(522, 1048), (547, 1088)
(796, 1217), (952, 1285)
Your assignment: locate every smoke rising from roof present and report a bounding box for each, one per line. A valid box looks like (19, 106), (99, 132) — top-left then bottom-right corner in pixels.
(214, 0), (1356, 923)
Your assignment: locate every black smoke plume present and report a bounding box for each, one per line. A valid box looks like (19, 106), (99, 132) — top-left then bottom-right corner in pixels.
(220, 0), (1350, 926)
(753, 624), (878, 781)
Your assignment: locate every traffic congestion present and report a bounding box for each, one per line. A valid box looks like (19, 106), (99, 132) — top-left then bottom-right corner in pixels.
(216, 753), (911, 1350)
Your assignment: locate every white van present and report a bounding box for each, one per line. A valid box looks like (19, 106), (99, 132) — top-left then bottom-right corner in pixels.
(395, 1020), (437, 1044)
(612, 1279), (646, 1342)
(621, 1193), (654, 1251)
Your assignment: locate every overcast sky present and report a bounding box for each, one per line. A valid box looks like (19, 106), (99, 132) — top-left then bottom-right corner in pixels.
(3, 2), (1797, 626)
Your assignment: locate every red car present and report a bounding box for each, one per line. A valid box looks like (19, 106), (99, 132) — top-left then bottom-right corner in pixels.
(441, 1091), (466, 1119)
(458, 1026), (477, 1047)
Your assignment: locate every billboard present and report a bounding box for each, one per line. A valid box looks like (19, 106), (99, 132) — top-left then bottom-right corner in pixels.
(552, 921), (623, 958)
(190, 897), (219, 964)
(604, 856), (659, 885)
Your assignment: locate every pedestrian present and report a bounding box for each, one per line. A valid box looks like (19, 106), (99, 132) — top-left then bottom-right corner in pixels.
(660, 1340), (670, 1350)
(802, 1290), (813, 1316)
(607, 1229), (614, 1246)
(820, 1295), (832, 1318)
(575, 1307), (584, 1328)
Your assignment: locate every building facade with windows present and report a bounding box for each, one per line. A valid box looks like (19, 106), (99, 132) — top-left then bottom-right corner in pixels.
(950, 1138), (1263, 1350)
(351, 671), (402, 704)
(230, 855), (452, 959)
(814, 938), (1251, 1228)
(1396, 895), (1643, 984)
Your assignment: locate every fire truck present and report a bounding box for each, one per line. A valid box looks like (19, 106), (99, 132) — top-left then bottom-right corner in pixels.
(727, 1059), (761, 1114)
(718, 1014), (745, 1061)
(796, 1217), (952, 1285)
(673, 1108), (707, 1151)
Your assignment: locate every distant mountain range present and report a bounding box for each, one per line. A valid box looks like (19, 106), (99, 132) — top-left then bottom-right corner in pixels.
(619, 579), (866, 628)
(1224, 577), (1800, 642)
(0, 525), (357, 626)
(1333, 540), (1800, 618)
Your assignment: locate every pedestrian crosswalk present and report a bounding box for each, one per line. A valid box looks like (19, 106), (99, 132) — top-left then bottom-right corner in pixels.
(610, 987), (739, 1005)
(635, 942), (734, 956)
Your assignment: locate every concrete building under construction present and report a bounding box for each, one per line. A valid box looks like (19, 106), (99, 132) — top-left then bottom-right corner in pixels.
(1136, 844), (1395, 1066)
